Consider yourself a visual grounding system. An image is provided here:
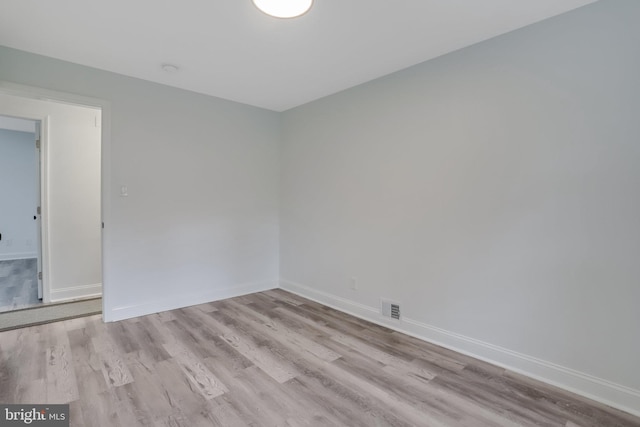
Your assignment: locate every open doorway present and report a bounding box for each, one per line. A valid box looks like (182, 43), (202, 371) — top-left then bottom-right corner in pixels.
(0, 115), (41, 312)
(0, 91), (103, 328)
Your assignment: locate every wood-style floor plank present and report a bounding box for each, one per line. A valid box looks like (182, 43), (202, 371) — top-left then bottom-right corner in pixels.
(222, 300), (341, 362)
(92, 331), (134, 388)
(1, 290), (639, 427)
(205, 309), (300, 383)
(162, 338), (228, 400)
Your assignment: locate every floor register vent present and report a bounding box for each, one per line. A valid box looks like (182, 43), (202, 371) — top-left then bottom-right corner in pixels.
(381, 299), (401, 320)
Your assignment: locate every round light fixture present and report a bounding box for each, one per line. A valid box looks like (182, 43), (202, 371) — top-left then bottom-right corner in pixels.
(252, 0), (313, 18)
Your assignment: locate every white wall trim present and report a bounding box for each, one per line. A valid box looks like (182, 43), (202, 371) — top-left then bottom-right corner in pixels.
(50, 283), (102, 302)
(108, 280), (278, 322)
(0, 252), (38, 261)
(280, 278), (640, 418)
(40, 116), (52, 303)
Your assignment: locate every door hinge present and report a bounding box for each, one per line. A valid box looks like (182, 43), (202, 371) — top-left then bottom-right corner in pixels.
(36, 139), (41, 150)
(37, 206), (41, 215)
(38, 271), (42, 280)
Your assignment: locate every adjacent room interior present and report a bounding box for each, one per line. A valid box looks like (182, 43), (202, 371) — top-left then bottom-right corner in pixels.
(0, 116), (40, 311)
(0, 97), (103, 328)
(0, 0), (638, 425)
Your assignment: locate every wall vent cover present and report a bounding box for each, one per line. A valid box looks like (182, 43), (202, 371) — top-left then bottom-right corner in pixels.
(390, 304), (400, 320)
(381, 299), (401, 320)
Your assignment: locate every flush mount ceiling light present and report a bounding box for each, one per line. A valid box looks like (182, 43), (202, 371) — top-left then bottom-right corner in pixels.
(252, 0), (313, 18)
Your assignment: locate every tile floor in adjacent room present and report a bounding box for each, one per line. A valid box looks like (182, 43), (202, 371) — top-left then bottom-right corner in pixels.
(0, 258), (40, 313)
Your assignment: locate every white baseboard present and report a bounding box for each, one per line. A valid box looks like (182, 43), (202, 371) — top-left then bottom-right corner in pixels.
(107, 280), (278, 322)
(280, 279), (640, 418)
(0, 252), (37, 261)
(50, 283), (102, 302)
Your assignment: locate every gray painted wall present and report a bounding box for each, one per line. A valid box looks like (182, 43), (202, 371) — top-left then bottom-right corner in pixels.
(280, 0), (640, 411)
(0, 44), (281, 320)
(0, 129), (37, 260)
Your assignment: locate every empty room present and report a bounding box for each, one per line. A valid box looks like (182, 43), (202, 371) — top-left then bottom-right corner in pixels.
(0, 0), (639, 426)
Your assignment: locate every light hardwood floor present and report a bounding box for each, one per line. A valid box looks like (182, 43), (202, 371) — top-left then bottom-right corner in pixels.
(1, 289), (638, 426)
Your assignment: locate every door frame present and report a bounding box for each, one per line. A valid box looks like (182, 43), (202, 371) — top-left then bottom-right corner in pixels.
(34, 121), (43, 300)
(0, 81), (112, 319)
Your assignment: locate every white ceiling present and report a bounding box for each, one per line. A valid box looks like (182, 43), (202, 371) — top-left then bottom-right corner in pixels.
(0, 0), (596, 111)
